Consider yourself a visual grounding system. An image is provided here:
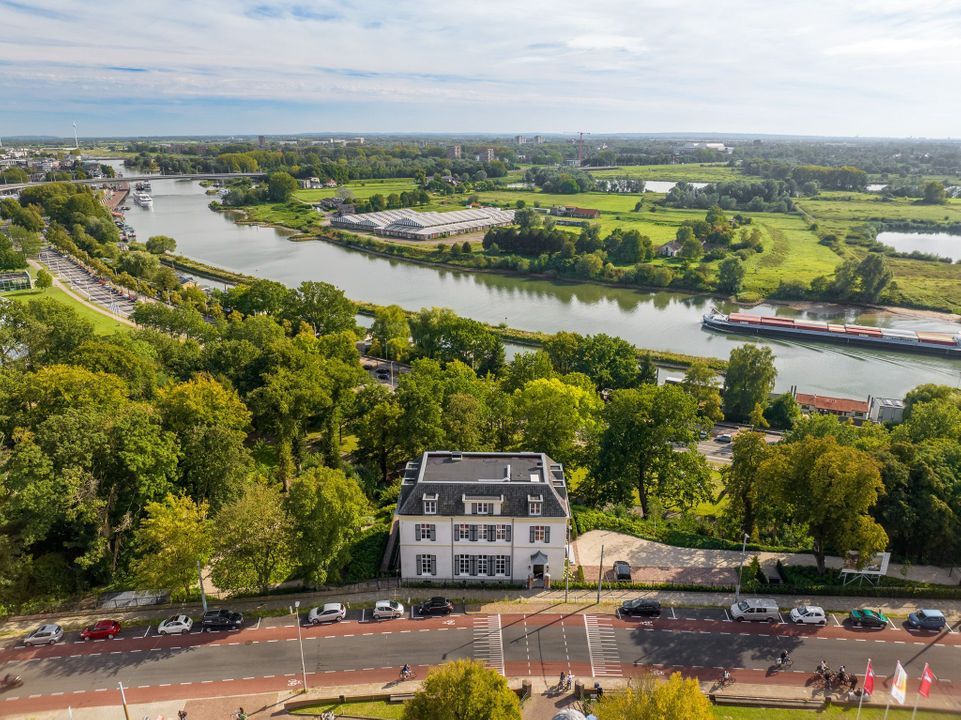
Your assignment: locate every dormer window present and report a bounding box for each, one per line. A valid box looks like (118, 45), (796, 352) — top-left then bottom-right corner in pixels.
(473, 502), (492, 515)
(528, 494), (543, 516)
(423, 493), (438, 515)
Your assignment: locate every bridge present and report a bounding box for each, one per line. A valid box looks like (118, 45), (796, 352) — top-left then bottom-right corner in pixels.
(0, 172), (265, 192)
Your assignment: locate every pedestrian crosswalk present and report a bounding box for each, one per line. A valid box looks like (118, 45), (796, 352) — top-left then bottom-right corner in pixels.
(473, 614), (505, 676)
(584, 614), (622, 677)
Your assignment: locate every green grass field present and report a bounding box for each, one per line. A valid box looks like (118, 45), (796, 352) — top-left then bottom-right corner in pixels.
(797, 194), (961, 226)
(290, 700), (404, 718)
(590, 163), (742, 182)
(294, 178), (419, 203)
(2, 286), (129, 334)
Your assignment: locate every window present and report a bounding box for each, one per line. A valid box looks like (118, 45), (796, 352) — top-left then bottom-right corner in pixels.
(477, 556), (489, 576)
(456, 555), (471, 576)
(477, 525), (489, 541)
(530, 525), (549, 543)
(416, 523), (435, 541)
(494, 555), (510, 576)
(529, 501), (542, 516)
(416, 554), (436, 576)
(473, 502), (492, 515)
(458, 524), (471, 541)
(423, 499), (436, 515)
(495, 525), (509, 541)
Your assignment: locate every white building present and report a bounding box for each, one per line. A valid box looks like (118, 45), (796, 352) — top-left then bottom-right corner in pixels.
(868, 396), (905, 424)
(395, 451), (570, 586)
(330, 207), (514, 240)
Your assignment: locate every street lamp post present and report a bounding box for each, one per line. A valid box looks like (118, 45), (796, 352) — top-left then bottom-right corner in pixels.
(734, 533), (749, 602)
(293, 600), (308, 691)
(118, 681), (131, 720)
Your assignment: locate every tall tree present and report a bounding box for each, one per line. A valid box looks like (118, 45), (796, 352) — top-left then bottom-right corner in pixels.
(758, 436), (888, 574)
(722, 432), (770, 539)
(402, 659), (521, 720)
(856, 253), (892, 303)
(717, 256), (745, 294)
(145, 235), (177, 254)
(593, 385), (711, 515)
(267, 171), (298, 202)
(369, 304), (410, 361)
(512, 377), (601, 466)
(289, 281), (357, 336)
(721, 345), (776, 421)
(132, 494), (212, 598)
(681, 360), (723, 424)
(210, 482), (294, 594)
(286, 466), (369, 586)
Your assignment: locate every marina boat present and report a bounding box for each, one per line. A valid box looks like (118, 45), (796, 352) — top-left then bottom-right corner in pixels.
(134, 181), (152, 192)
(702, 308), (961, 357)
(133, 191), (153, 208)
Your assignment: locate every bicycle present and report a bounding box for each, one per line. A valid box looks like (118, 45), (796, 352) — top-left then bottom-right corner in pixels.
(400, 668), (416, 681)
(775, 655), (793, 670)
(718, 671), (736, 688)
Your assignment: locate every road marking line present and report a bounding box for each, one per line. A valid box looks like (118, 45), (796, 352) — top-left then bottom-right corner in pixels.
(243, 677), (255, 680)
(137, 685), (150, 689)
(73, 690), (85, 694)
(255, 617), (262, 630)
(180, 682), (192, 686)
(264, 675), (275, 678)
(724, 609), (731, 621)
(51, 692), (64, 696)
(159, 684), (171, 687)
(201, 680), (214, 684)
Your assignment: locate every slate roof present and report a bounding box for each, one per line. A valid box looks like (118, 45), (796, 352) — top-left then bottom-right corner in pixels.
(397, 451), (569, 518)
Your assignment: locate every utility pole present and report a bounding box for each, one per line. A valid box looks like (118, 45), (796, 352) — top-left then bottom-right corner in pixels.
(197, 560), (208, 613)
(596, 544), (605, 603)
(293, 600), (309, 691)
(564, 517), (570, 603)
(118, 681), (131, 720)
(734, 533), (749, 601)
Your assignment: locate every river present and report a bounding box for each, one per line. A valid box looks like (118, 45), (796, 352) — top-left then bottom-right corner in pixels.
(120, 179), (961, 398)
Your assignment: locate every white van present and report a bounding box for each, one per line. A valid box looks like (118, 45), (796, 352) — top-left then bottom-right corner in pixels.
(730, 598), (780, 623)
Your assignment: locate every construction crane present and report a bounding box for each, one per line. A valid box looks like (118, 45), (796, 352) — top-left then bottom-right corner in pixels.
(576, 131), (591, 166)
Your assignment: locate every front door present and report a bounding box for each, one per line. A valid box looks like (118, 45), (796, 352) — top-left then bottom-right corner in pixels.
(532, 564), (545, 579)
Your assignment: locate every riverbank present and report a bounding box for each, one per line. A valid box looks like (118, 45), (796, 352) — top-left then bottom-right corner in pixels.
(163, 252), (728, 371)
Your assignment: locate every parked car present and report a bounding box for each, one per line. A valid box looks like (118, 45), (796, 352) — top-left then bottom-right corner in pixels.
(157, 615), (193, 635)
(80, 619), (121, 641)
(418, 597), (454, 616)
(715, 433), (733, 443)
(613, 561), (632, 581)
(372, 600), (405, 620)
(23, 624), (64, 646)
(307, 603), (347, 625)
(619, 598), (662, 617)
(848, 608), (889, 628)
(906, 609), (947, 631)
(201, 609), (244, 631)
(730, 598), (780, 623)
(789, 605), (827, 626)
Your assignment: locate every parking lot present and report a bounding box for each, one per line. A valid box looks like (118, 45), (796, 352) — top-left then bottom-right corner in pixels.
(39, 247), (140, 318)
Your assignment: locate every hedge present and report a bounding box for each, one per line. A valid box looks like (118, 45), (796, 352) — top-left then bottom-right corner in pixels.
(565, 579), (961, 600)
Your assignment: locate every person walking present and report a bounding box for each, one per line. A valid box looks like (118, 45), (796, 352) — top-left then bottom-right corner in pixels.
(559, 671), (566, 690)
(178, 711), (187, 720)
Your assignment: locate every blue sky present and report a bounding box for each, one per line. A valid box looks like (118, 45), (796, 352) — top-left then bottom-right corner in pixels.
(2, 0), (961, 138)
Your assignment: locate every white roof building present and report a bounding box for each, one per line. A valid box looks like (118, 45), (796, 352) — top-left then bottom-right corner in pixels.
(330, 207), (515, 240)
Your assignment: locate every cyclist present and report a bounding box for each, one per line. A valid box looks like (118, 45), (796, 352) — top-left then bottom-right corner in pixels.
(401, 663), (412, 680)
(777, 650), (791, 667)
(721, 669), (733, 687)
(816, 659), (829, 676)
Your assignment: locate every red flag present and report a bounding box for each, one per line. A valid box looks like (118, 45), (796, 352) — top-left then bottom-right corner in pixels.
(919, 663), (936, 698)
(863, 659), (875, 695)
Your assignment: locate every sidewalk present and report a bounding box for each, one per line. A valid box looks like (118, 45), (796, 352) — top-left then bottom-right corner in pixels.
(5, 674), (959, 720)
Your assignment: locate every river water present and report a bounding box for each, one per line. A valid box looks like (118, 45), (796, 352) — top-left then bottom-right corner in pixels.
(120, 179), (961, 397)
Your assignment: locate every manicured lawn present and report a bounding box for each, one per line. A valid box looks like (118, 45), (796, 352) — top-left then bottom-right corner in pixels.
(714, 705), (946, 720)
(290, 700), (404, 718)
(590, 163), (742, 182)
(2, 286), (129, 335)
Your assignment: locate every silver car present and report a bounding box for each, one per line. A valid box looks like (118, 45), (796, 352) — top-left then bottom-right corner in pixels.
(307, 603), (346, 625)
(372, 600), (405, 620)
(24, 624), (64, 646)
(157, 614), (193, 635)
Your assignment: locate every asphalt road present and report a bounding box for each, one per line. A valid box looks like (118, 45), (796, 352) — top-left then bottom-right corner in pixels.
(2, 609), (959, 715)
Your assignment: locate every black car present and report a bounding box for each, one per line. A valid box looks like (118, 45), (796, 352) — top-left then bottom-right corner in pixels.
(418, 596), (454, 616)
(201, 609), (244, 631)
(619, 598), (662, 617)
(613, 561), (632, 582)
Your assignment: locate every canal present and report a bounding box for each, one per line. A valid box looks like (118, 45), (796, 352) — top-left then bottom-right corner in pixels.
(121, 179), (961, 398)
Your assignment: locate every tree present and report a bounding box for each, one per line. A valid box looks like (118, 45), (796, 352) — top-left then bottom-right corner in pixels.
(145, 235), (177, 254)
(856, 253), (893, 303)
(402, 659), (521, 720)
(287, 466), (368, 586)
(722, 432), (771, 539)
(349, 383), (405, 484)
(267, 171), (298, 202)
(758, 436), (888, 574)
(34, 268), (53, 289)
(717, 257), (745, 294)
(922, 180), (946, 205)
(593, 385), (711, 515)
(289, 281), (357, 336)
(369, 304), (410, 361)
(132, 494), (212, 598)
(512, 378), (601, 467)
(501, 350), (554, 393)
(118, 250), (160, 279)
(210, 482), (294, 594)
(681, 360), (723, 424)
(763, 392), (801, 430)
(596, 674), (713, 720)
(679, 236), (703, 261)
(722, 345), (776, 421)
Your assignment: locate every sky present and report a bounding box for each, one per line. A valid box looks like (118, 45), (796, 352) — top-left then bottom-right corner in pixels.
(2, 0), (961, 138)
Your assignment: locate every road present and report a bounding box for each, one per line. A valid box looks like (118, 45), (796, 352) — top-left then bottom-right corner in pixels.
(2, 607), (959, 715)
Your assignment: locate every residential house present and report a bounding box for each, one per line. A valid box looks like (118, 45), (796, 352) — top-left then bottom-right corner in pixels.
(794, 392), (869, 422)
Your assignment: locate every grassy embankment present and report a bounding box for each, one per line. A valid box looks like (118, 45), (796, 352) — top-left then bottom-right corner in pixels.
(797, 192), (961, 311)
(2, 286), (129, 335)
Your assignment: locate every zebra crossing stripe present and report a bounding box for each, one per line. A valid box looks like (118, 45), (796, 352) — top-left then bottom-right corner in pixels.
(584, 614), (623, 677)
(473, 614), (505, 676)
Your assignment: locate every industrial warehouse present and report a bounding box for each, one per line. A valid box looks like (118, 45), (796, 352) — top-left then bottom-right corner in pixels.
(329, 207), (515, 240)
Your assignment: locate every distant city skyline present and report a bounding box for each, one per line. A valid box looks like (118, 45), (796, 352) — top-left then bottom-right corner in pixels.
(2, 0), (961, 138)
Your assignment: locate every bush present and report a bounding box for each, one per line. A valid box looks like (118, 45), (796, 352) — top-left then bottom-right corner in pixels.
(340, 523), (390, 584)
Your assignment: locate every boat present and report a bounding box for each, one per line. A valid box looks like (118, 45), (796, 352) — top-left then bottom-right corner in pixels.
(133, 191), (153, 208)
(702, 308), (961, 357)
(134, 181), (152, 192)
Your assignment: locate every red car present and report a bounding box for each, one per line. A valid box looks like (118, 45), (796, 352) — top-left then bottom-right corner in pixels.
(80, 619), (121, 640)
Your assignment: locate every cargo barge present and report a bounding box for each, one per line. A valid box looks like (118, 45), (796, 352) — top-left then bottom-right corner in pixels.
(702, 309), (961, 357)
